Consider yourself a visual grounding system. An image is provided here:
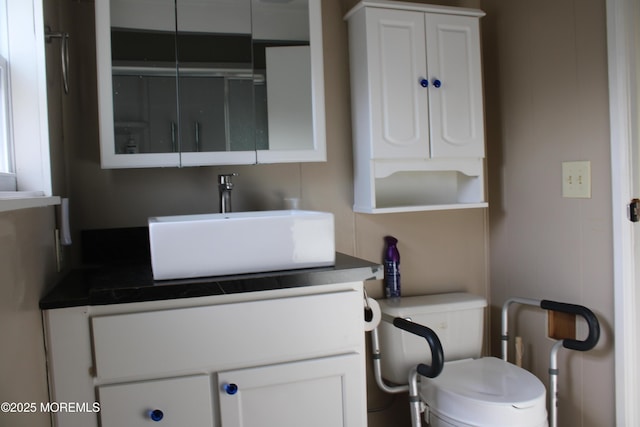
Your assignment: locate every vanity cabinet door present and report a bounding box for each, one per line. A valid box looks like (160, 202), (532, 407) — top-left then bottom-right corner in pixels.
(98, 375), (214, 427)
(218, 353), (366, 427)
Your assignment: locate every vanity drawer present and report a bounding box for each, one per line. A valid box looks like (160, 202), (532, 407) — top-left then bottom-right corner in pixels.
(98, 375), (214, 427)
(91, 290), (363, 380)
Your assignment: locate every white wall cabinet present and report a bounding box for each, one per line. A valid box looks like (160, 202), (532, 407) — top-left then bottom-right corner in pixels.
(346, 0), (487, 213)
(96, 0), (326, 168)
(43, 283), (367, 427)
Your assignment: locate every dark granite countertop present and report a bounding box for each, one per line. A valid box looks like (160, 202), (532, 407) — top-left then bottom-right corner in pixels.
(40, 252), (383, 309)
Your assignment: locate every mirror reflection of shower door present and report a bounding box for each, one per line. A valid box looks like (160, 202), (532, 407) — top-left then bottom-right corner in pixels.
(109, 0), (178, 156)
(228, 78), (257, 151)
(176, 0), (256, 156)
(112, 73), (178, 155)
(177, 76), (257, 153)
(178, 77), (226, 153)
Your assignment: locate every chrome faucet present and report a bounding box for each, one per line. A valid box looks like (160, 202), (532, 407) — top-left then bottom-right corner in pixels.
(218, 173), (237, 213)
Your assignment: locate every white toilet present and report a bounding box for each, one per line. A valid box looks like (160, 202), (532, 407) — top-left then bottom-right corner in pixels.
(377, 292), (548, 427)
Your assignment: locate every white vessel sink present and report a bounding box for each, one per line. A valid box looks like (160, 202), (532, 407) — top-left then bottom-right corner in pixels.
(148, 210), (335, 280)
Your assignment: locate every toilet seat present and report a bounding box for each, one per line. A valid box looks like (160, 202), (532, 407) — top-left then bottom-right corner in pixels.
(420, 357), (548, 427)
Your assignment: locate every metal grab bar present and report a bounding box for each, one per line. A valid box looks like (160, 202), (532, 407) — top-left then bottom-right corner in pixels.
(501, 297), (600, 427)
(368, 316), (445, 399)
(501, 297), (600, 360)
(540, 299), (600, 352)
(369, 327), (409, 395)
(393, 318), (444, 427)
(45, 26), (70, 94)
(393, 317), (444, 379)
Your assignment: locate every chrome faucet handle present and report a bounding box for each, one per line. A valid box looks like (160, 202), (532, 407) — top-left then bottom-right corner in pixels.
(218, 173), (238, 214)
(218, 173), (238, 189)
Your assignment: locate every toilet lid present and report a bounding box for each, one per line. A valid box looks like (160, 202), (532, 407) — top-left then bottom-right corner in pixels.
(420, 357), (548, 427)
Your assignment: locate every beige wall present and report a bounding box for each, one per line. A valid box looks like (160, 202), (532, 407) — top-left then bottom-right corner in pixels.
(0, 208), (58, 427)
(0, 1), (69, 427)
(482, 0), (615, 425)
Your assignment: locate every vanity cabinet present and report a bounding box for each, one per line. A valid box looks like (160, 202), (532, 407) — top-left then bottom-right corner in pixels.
(346, 0), (487, 213)
(43, 282), (367, 427)
(96, 0), (326, 168)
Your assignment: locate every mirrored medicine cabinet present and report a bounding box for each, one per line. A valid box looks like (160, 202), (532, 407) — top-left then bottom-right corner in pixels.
(95, 0), (326, 168)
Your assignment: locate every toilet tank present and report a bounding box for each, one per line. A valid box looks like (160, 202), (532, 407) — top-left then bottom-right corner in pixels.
(377, 292), (487, 385)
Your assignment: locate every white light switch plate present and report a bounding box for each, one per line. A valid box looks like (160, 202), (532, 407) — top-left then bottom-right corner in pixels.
(562, 161), (591, 198)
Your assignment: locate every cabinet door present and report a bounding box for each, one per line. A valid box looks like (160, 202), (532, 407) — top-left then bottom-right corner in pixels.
(98, 375), (214, 427)
(218, 353), (366, 427)
(176, 0), (259, 166)
(366, 8), (430, 160)
(96, 0), (181, 168)
(425, 13), (485, 158)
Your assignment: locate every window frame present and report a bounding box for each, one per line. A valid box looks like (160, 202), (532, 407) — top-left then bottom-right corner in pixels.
(0, 1), (15, 191)
(0, 57), (16, 192)
(0, 0), (60, 211)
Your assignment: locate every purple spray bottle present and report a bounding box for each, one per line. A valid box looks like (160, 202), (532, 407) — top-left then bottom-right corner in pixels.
(384, 236), (401, 298)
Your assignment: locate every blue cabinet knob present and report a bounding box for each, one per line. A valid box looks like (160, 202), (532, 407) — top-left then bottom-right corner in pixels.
(419, 78), (429, 88)
(149, 409), (164, 422)
(224, 383), (239, 395)
(432, 79), (442, 88)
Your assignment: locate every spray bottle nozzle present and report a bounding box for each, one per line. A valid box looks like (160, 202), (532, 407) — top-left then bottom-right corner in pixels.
(384, 235), (400, 263)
